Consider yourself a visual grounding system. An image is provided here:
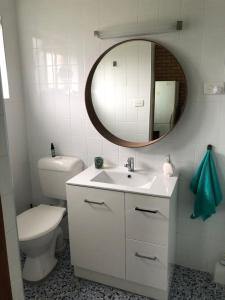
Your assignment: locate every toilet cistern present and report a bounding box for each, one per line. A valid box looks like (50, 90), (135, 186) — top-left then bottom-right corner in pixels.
(124, 157), (134, 172)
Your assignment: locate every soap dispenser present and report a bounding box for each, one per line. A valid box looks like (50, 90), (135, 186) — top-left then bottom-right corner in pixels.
(163, 155), (174, 177)
(51, 143), (56, 158)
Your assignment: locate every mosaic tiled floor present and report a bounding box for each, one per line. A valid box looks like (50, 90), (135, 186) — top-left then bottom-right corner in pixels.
(23, 243), (225, 300)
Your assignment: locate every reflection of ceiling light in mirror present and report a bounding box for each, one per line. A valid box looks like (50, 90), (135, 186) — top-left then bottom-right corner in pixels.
(94, 21), (183, 40)
(0, 18), (10, 99)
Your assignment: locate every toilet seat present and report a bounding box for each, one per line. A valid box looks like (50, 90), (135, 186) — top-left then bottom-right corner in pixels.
(17, 205), (66, 242)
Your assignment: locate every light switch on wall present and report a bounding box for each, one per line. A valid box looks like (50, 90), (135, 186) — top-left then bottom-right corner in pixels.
(134, 99), (144, 107)
(204, 82), (225, 95)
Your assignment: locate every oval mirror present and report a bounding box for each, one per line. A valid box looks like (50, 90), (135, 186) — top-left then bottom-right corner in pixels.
(85, 39), (187, 148)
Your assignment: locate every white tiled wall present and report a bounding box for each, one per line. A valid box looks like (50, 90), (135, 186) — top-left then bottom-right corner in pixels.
(17, 0), (225, 273)
(0, 0), (31, 215)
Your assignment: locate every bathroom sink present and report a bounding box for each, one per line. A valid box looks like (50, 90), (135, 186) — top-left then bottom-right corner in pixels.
(91, 170), (155, 189)
(67, 165), (178, 197)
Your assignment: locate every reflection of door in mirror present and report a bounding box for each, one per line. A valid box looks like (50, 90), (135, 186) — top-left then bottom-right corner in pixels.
(154, 81), (178, 138)
(153, 44), (186, 137)
(92, 41), (155, 143)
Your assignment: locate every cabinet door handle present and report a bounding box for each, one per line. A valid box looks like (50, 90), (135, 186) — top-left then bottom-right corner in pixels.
(84, 199), (105, 205)
(135, 207), (158, 214)
(135, 252), (157, 261)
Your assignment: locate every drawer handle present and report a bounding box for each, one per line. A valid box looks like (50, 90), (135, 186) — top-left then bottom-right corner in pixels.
(84, 199), (105, 205)
(135, 252), (157, 261)
(135, 207), (158, 214)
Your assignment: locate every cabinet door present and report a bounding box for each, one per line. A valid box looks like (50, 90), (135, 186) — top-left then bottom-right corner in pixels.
(125, 193), (169, 245)
(67, 185), (125, 279)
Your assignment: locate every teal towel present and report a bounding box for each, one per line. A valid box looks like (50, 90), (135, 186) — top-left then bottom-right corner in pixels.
(190, 149), (222, 220)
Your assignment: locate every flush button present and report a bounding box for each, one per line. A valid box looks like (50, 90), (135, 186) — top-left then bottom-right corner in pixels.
(204, 82), (225, 95)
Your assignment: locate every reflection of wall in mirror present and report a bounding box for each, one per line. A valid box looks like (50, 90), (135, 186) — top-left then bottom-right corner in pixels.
(154, 81), (178, 136)
(92, 41), (155, 143)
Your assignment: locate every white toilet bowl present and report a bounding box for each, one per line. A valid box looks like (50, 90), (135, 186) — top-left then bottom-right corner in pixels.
(17, 204), (66, 282)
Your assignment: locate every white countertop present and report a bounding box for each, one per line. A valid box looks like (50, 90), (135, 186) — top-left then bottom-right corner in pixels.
(67, 165), (178, 198)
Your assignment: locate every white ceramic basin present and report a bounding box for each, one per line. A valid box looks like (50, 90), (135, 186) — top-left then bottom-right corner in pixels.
(67, 165), (178, 198)
(91, 170), (155, 189)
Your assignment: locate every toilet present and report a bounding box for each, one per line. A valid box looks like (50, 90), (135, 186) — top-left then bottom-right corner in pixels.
(17, 156), (83, 282)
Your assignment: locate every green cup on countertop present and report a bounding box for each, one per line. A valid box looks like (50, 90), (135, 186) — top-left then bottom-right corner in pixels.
(94, 157), (104, 169)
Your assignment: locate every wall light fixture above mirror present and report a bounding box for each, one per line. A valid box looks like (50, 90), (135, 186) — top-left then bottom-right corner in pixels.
(94, 21), (183, 39)
(85, 40), (187, 148)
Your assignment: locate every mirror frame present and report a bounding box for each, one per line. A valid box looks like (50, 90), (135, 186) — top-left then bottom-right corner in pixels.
(85, 39), (187, 148)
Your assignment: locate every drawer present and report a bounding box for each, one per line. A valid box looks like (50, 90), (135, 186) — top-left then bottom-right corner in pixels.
(126, 239), (168, 291)
(125, 193), (169, 245)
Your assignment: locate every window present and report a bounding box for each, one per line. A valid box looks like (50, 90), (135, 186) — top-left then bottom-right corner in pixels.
(0, 18), (9, 99)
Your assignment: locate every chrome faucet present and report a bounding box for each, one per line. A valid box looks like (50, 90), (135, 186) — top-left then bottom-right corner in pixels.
(124, 157), (134, 172)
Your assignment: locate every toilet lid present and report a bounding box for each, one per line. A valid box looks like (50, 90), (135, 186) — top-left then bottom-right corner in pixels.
(17, 205), (66, 242)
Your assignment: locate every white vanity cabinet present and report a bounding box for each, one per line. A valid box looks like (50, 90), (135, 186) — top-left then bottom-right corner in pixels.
(67, 182), (177, 300)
